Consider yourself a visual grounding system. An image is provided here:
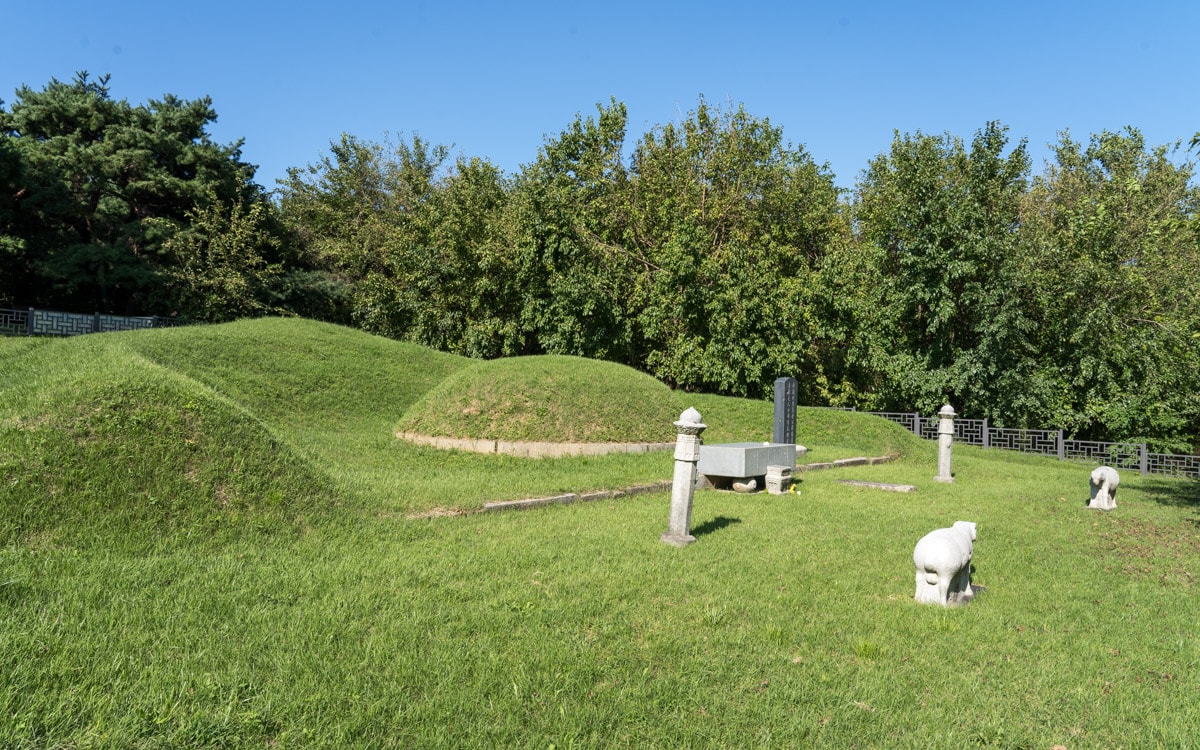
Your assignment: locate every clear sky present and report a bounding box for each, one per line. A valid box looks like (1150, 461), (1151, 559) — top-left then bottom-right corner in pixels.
(4, 1), (1197, 191)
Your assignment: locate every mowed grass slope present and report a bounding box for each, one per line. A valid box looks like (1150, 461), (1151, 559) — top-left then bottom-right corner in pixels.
(2, 318), (1198, 747)
(0, 330), (345, 549)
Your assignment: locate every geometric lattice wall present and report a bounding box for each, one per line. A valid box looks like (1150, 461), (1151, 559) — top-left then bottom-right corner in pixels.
(1, 307), (183, 337)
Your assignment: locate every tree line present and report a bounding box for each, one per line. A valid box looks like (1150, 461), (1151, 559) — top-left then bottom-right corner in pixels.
(3, 74), (1198, 450)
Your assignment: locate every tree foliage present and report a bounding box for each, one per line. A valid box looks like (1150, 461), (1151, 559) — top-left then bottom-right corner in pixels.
(839, 124), (1199, 449)
(506, 99), (636, 361)
(277, 99), (844, 401)
(625, 98), (843, 398)
(149, 185), (284, 321)
(1019, 129), (1200, 447)
(0, 131), (27, 304)
(6, 73), (1197, 448)
(276, 133), (520, 355)
(0, 72), (273, 317)
(849, 122), (1034, 418)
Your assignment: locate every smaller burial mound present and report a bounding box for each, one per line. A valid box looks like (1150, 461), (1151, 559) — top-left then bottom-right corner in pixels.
(396, 355), (680, 444)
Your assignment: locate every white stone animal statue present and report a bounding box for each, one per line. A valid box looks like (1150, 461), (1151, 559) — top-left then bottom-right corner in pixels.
(913, 521), (977, 607)
(1089, 466), (1119, 511)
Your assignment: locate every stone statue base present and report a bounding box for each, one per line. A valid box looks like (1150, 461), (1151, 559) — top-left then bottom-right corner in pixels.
(660, 533), (696, 547)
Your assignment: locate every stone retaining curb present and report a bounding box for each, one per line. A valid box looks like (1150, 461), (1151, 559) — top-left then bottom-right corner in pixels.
(481, 455), (897, 512)
(795, 455), (895, 472)
(396, 432), (674, 459)
(409, 454), (899, 517)
(483, 480), (674, 513)
(835, 479), (917, 493)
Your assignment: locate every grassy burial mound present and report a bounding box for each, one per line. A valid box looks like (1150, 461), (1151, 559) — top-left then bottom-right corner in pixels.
(396, 354), (681, 444)
(0, 332), (342, 549)
(0, 317), (477, 545)
(1, 316), (929, 536)
(2, 312), (936, 535)
(124, 316), (469, 433)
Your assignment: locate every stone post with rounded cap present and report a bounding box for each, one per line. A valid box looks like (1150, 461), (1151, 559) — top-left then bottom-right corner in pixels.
(934, 404), (956, 483)
(662, 407), (706, 546)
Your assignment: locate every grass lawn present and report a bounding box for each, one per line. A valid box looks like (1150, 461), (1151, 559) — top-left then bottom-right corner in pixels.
(2, 319), (1198, 748)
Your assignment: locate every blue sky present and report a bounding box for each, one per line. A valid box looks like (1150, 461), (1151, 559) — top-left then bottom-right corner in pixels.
(4, 1), (1197, 191)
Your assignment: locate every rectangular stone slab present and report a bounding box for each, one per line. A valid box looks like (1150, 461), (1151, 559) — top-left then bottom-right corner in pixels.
(699, 442), (796, 478)
(835, 480), (917, 493)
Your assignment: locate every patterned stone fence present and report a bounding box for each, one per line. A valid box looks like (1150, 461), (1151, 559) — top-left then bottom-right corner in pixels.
(1, 307), (188, 337)
(860, 410), (1199, 480)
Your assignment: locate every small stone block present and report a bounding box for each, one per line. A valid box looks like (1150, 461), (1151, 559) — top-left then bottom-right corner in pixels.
(766, 465), (793, 480)
(765, 464), (793, 495)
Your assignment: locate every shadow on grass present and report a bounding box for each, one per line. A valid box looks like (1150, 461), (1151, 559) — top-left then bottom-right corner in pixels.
(1137, 477), (1200, 508)
(0, 579), (27, 607)
(692, 516), (741, 537)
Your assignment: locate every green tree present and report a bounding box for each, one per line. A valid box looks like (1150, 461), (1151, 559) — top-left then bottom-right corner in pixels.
(0, 72), (260, 313)
(626, 98), (845, 398)
(0, 128), (27, 306)
(1020, 128), (1200, 448)
(278, 132), (528, 356)
(496, 97), (845, 398)
(404, 156), (518, 357)
(506, 99), (635, 361)
(849, 122), (1034, 419)
(148, 185), (284, 321)
(277, 132), (448, 337)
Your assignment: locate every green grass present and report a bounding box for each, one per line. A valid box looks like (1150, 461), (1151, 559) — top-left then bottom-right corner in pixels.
(2, 318), (1198, 747)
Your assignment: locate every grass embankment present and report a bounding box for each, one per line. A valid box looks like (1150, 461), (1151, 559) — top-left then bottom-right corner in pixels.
(0, 330), (342, 550)
(2, 318), (1198, 747)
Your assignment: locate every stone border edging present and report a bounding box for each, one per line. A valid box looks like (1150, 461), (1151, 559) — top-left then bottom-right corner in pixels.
(795, 455), (896, 472)
(835, 479), (916, 493)
(405, 453), (900, 518)
(396, 431), (673, 459)
(483, 481), (674, 512)
(480, 454), (898, 513)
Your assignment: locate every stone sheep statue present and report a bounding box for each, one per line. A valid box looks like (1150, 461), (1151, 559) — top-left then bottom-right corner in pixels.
(913, 521), (977, 607)
(1089, 466), (1119, 511)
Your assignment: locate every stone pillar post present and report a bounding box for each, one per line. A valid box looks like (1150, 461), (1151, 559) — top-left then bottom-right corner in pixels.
(934, 404), (955, 483)
(662, 407), (706, 546)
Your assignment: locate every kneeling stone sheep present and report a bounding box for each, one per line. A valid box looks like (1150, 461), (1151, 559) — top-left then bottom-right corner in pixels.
(913, 521), (976, 607)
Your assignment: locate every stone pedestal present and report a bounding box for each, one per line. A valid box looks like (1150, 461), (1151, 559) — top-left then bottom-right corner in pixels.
(662, 407), (706, 546)
(934, 404), (955, 483)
